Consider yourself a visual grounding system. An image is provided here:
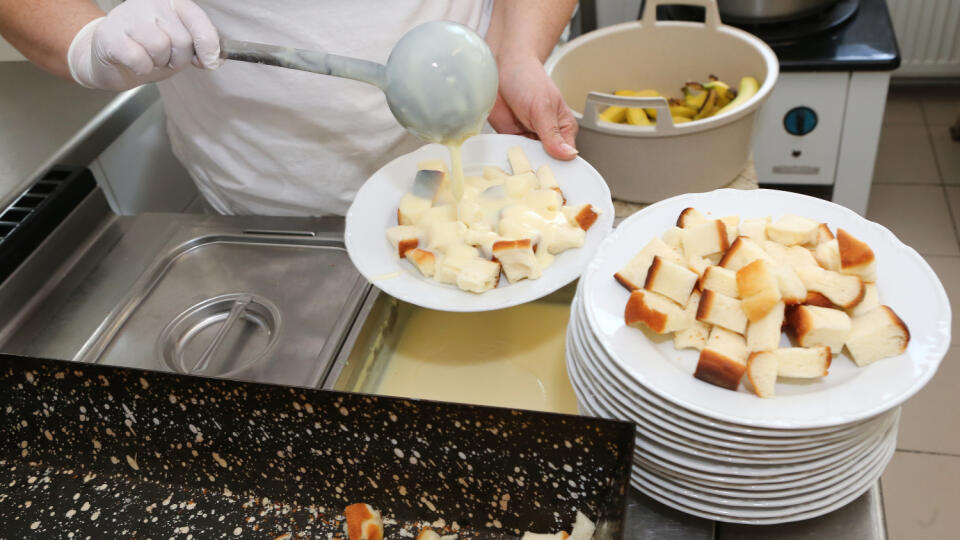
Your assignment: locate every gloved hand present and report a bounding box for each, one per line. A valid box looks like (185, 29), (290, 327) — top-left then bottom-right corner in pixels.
(67, 0), (221, 91)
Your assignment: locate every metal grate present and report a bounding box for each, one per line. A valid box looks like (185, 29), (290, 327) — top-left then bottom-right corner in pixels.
(0, 167), (95, 283)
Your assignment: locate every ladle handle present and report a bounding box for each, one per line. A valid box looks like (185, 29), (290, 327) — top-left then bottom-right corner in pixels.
(219, 38), (385, 88)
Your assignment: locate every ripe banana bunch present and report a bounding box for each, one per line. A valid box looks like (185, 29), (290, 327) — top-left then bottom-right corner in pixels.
(598, 75), (759, 127)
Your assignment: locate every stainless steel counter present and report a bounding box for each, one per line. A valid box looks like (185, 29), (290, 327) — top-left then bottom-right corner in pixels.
(0, 188), (888, 538)
(0, 62), (155, 209)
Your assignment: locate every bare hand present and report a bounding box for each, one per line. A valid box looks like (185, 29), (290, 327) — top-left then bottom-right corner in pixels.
(488, 55), (579, 161)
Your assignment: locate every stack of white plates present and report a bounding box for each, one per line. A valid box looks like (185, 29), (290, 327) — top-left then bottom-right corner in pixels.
(566, 189), (951, 524)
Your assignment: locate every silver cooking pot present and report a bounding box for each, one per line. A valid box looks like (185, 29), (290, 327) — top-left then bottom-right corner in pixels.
(718, 0), (841, 22)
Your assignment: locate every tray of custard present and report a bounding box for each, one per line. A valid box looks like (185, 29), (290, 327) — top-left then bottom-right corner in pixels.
(325, 283), (579, 415)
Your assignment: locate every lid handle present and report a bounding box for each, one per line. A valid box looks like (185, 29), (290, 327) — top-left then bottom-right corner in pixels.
(641, 0), (721, 30)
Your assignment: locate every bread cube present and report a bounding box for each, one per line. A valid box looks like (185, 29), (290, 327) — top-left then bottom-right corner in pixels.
(803, 291), (839, 309)
(739, 217), (770, 241)
(424, 220), (467, 253)
(676, 207), (708, 228)
(493, 239), (542, 283)
(562, 203), (600, 231)
(386, 225), (420, 257)
(761, 240), (819, 270)
(700, 266), (740, 298)
(483, 165), (509, 183)
(456, 258), (501, 293)
(747, 352), (778, 398)
(705, 252), (724, 265)
(681, 220), (730, 258)
(787, 305), (852, 352)
(397, 193), (432, 226)
(416, 530), (442, 540)
(694, 327), (748, 390)
(814, 239), (841, 271)
(767, 214), (820, 246)
(507, 146), (533, 174)
(796, 265), (865, 309)
(464, 229), (500, 259)
(434, 245), (481, 284)
(644, 255), (699, 305)
(686, 254), (712, 278)
(417, 205), (457, 227)
(674, 291), (711, 351)
(720, 215), (740, 245)
(747, 301), (785, 353)
(416, 158), (448, 175)
(545, 223), (586, 254)
(569, 511), (597, 540)
(845, 306), (910, 367)
(505, 172), (538, 199)
(525, 189), (564, 218)
(625, 290), (692, 334)
(816, 223), (835, 244)
(737, 259), (783, 322)
(837, 228), (877, 282)
(344, 503), (384, 540)
(406, 249), (436, 278)
(614, 237), (684, 291)
(410, 168), (445, 199)
(535, 164), (558, 189)
(696, 289), (748, 334)
(773, 264), (807, 305)
(661, 226), (684, 250)
(849, 283), (880, 317)
(720, 236), (775, 272)
(774, 346), (831, 378)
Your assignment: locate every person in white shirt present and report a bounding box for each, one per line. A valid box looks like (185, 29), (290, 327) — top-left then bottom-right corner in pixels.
(0, 0), (579, 216)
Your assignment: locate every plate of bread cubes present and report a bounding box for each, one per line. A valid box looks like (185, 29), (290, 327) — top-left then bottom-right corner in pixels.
(579, 188), (950, 428)
(346, 134), (614, 312)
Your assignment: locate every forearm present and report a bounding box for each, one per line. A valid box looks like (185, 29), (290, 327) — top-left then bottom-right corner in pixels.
(0, 0), (105, 80)
(486, 0), (578, 63)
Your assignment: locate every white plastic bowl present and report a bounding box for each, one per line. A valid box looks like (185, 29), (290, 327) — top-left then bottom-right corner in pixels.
(545, 0), (778, 203)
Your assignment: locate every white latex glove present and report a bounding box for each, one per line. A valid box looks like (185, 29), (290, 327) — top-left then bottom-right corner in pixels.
(67, 0), (222, 91)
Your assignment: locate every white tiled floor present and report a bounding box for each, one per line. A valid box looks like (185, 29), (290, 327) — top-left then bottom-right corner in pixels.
(872, 83), (960, 540)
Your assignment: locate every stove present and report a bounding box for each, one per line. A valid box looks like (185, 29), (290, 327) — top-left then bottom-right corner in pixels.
(579, 0), (901, 215)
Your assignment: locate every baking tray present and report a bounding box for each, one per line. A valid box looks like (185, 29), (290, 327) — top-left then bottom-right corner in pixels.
(0, 354), (635, 538)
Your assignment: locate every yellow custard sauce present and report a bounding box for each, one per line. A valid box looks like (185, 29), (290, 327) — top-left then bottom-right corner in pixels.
(374, 302), (578, 414)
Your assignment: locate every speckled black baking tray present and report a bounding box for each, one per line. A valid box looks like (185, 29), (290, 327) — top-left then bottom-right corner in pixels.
(0, 354), (634, 538)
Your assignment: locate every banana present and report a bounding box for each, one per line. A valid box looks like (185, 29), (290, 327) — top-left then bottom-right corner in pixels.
(626, 106), (652, 125)
(693, 88), (718, 120)
(668, 100), (698, 118)
(671, 116), (692, 124)
(683, 83), (708, 110)
(599, 105), (627, 123)
(616, 89), (662, 119)
(717, 76), (759, 115)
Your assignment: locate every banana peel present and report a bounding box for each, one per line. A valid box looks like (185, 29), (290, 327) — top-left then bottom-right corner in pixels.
(597, 76), (757, 125)
(599, 105), (627, 123)
(703, 80), (737, 108)
(626, 106), (652, 125)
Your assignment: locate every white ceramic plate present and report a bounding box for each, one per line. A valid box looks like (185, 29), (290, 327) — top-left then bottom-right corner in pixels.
(581, 188), (951, 428)
(571, 294), (889, 443)
(345, 134), (614, 312)
(568, 309), (890, 453)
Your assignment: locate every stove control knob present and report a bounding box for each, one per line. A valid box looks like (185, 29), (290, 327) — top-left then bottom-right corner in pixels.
(784, 106), (817, 136)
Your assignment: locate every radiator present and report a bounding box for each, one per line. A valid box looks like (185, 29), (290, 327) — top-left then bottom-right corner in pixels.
(887, 0), (960, 77)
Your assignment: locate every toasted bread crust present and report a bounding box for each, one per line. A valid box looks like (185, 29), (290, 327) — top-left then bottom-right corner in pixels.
(624, 291), (667, 333)
(407, 248), (435, 266)
(785, 305), (810, 340)
(575, 205), (599, 231)
(717, 220), (731, 252)
(881, 305), (911, 348)
(398, 239), (418, 258)
(492, 238), (533, 252)
(803, 291), (837, 309)
(837, 228), (875, 269)
(677, 207), (698, 228)
(614, 272), (640, 292)
(746, 352), (777, 398)
(643, 256), (664, 291)
(818, 223), (835, 242)
(551, 187), (566, 204)
(694, 349), (746, 390)
(397, 208), (404, 225)
(843, 279), (866, 309)
(696, 289), (716, 322)
(718, 237), (744, 268)
(345, 503), (383, 540)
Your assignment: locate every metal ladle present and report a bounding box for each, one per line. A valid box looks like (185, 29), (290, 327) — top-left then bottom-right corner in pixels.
(219, 21), (499, 144)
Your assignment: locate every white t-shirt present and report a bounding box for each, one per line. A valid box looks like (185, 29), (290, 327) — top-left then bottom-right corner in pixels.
(157, 0), (491, 216)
